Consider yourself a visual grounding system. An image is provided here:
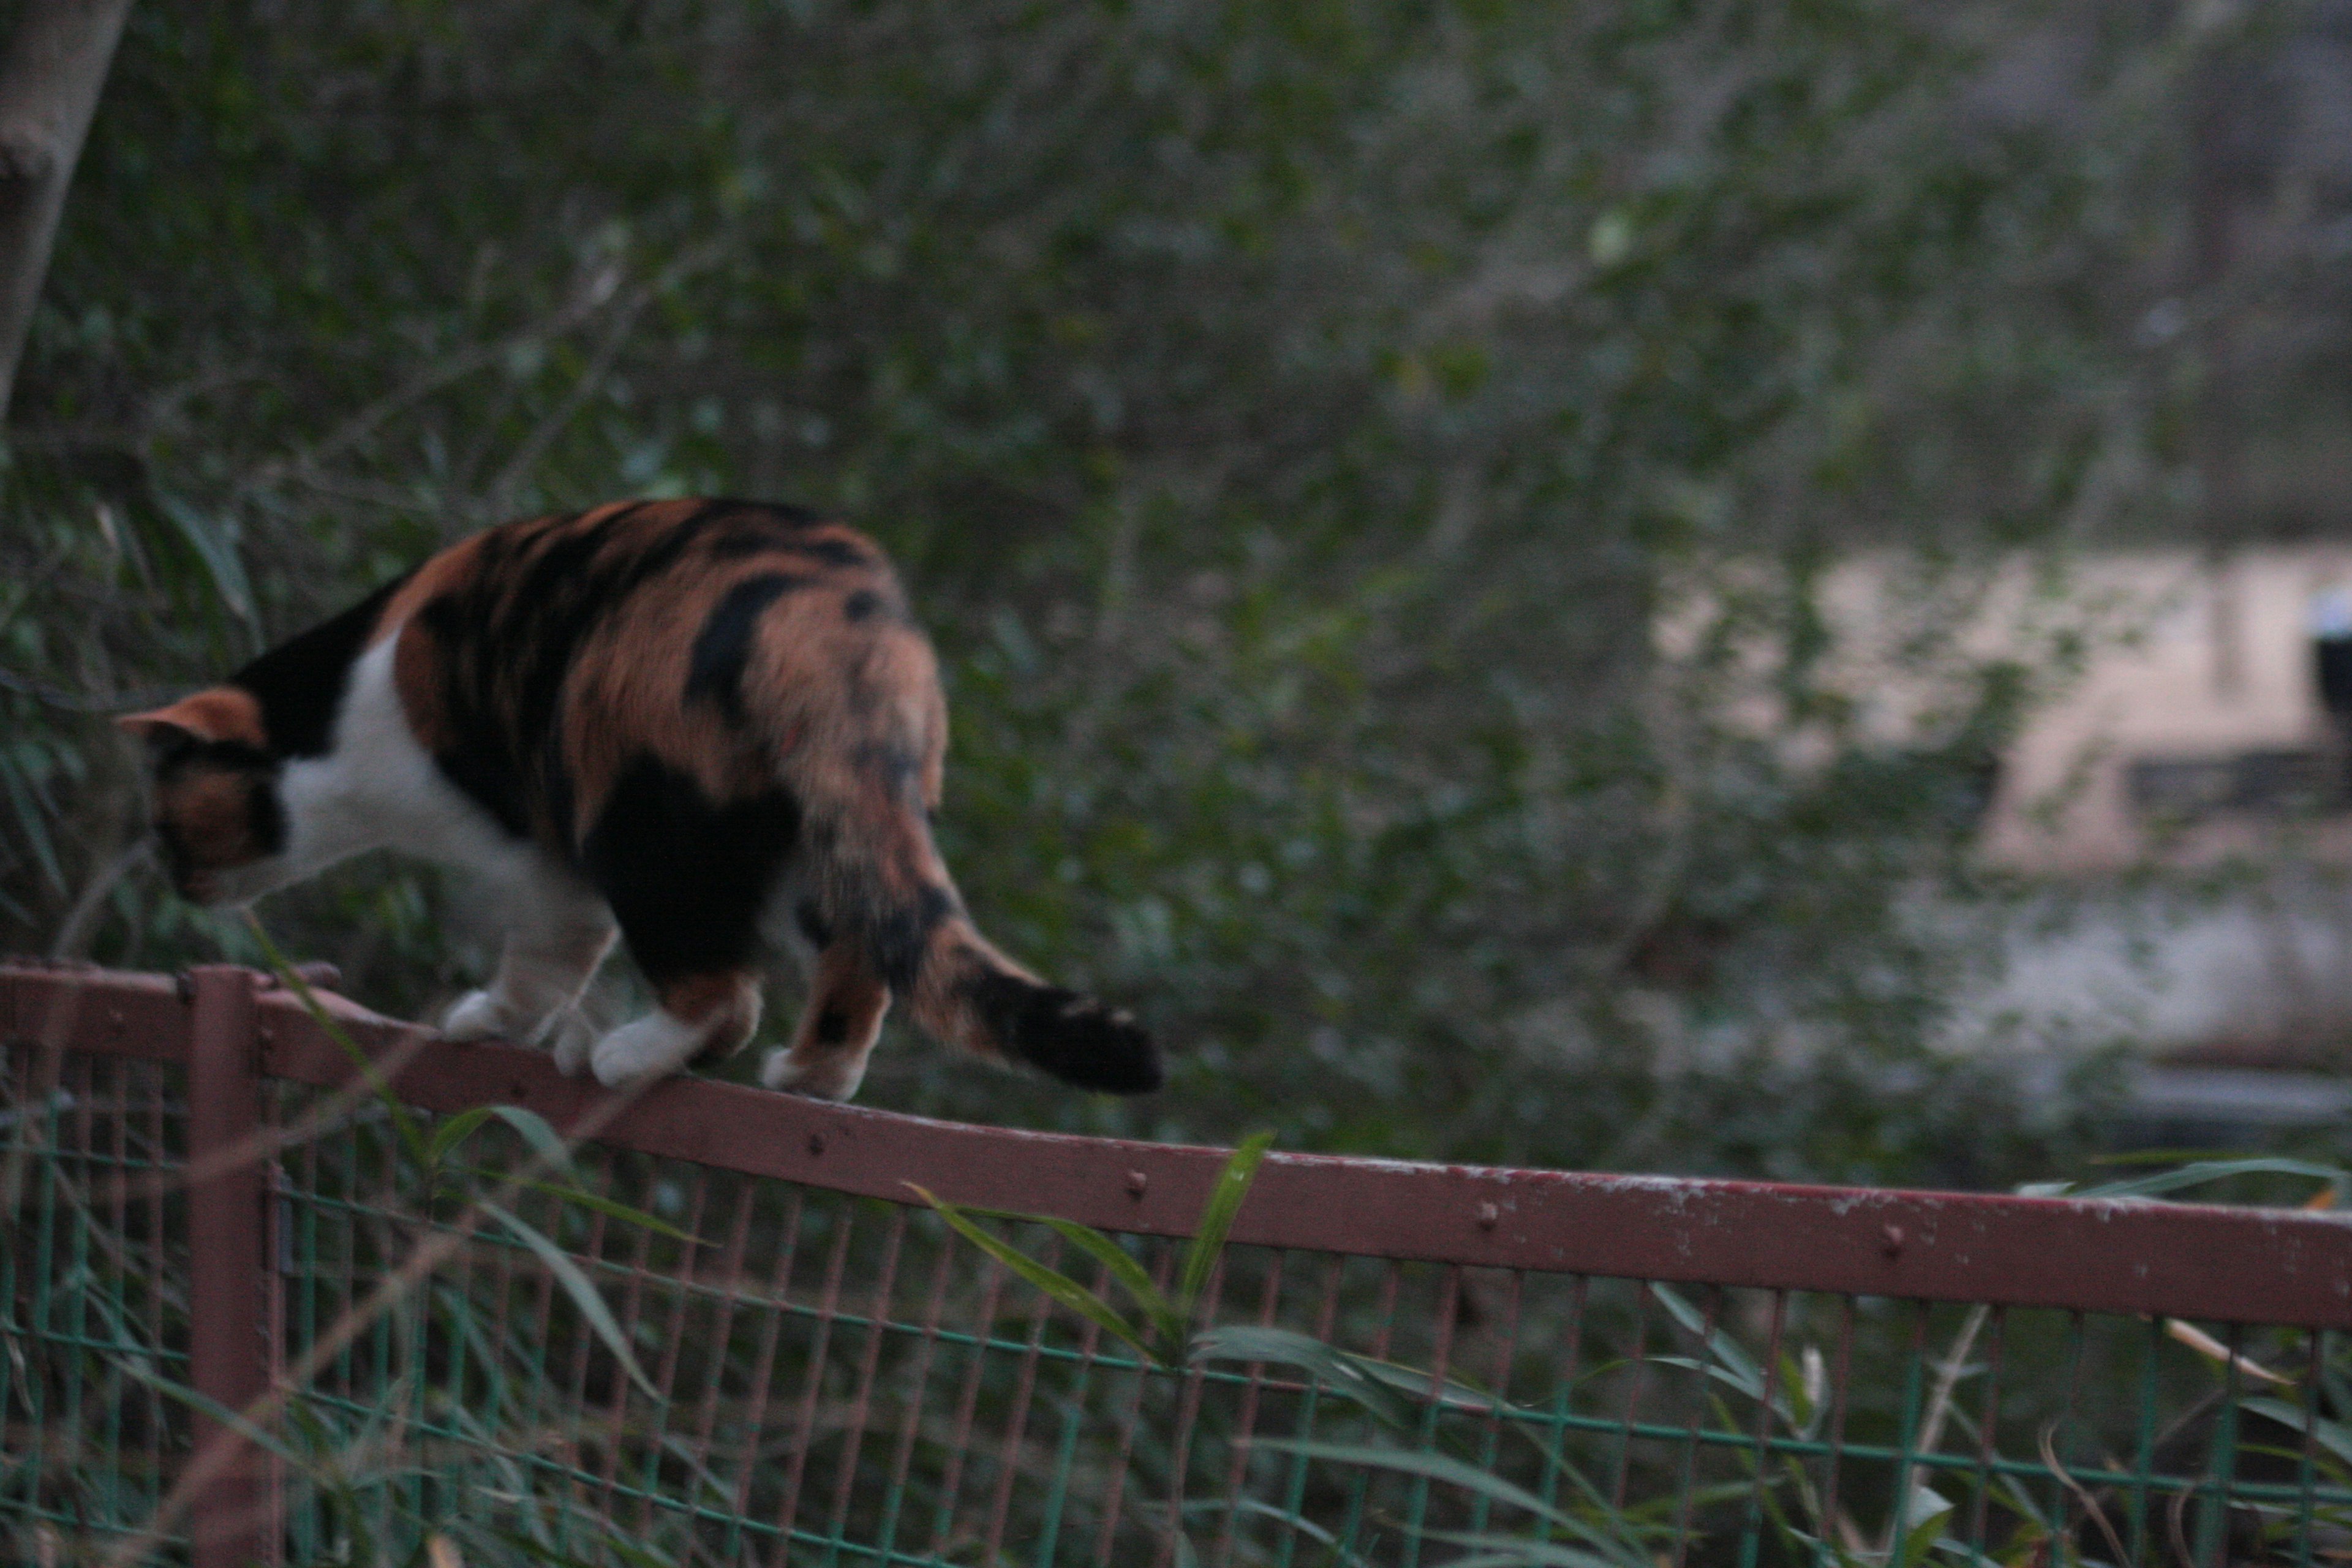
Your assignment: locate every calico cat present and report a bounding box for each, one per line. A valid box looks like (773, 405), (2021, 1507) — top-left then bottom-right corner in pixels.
(119, 499), (1162, 1101)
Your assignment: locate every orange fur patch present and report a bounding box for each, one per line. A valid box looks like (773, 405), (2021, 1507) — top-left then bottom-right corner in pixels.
(364, 501), (951, 869)
(659, 970), (763, 1057)
(161, 769), (267, 868)
(116, 688), (268, 749)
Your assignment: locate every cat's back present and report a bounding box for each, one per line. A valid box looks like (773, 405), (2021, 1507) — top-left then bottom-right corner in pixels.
(379, 499), (932, 845)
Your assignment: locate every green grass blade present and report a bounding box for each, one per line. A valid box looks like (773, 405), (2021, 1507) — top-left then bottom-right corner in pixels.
(2062, 1158), (2350, 1202)
(154, 489), (257, 628)
(1650, 1283), (1766, 1397)
(1177, 1498), (1379, 1568)
(478, 1199), (660, 1401)
(921, 1199), (1179, 1346)
(1030, 1214), (1182, 1348)
(908, 1183), (1159, 1363)
(480, 1104), (580, 1177)
(425, 1106), (499, 1169)
(1649, 1355), (1793, 1425)
(1193, 1323), (1518, 1424)
(1410, 1534), (1629, 1568)
(2242, 1396), (2352, 1469)
(116, 1360), (306, 1468)
(1250, 1439), (1577, 1534)
(245, 911), (429, 1168)
(1191, 1324), (1413, 1430)
(464, 1169), (698, 1245)
(1177, 1129), (1274, 1321)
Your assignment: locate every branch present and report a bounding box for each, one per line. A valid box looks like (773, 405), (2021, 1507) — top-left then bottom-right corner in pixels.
(0, 662), (183, 713)
(0, 0), (137, 423)
(230, 262), (624, 505)
(475, 238), (731, 520)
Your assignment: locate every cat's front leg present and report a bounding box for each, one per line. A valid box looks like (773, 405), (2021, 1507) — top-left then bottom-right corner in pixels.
(443, 870), (617, 1052)
(586, 971), (762, 1087)
(760, 941), (891, 1101)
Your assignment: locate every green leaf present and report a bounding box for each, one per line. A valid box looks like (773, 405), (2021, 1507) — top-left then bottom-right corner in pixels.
(917, 1199), (1179, 1349)
(1650, 1356), (1793, 1427)
(2064, 1158), (2351, 1202)
(1177, 1129), (1273, 1323)
(154, 490), (256, 627)
(478, 1199), (661, 1401)
(1177, 1497), (1376, 1567)
(116, 1361), (306, 1468)
(1412, 1535), (1629, 1568)
(246, 911), (428, 1168)
(425, 1106), (499, 1168)
(2242, 1397), (2352, 1471)
(1779, 1349), (1818, 1435)
(908, 1184), (1159, 1364)
(1891, 1485), (1953, 1568)
(1650, 1283), (1767, 1397)
(470, 1170), (697, 1246)
(1191, 1323), (1516, 1427)
(1190, 1324), (1411, 1429)
(0, 758), (62, 892)
(1029, 1214), (1182, 1348)
(1250, 1439), (1577, 1534)
(478, 1104), (579, 1178)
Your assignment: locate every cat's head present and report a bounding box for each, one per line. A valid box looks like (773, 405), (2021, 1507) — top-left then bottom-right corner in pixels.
(117, 689), (292, 907)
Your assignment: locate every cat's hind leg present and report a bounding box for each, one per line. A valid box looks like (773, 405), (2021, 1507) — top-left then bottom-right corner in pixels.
(443, 859), (616, 1060)
(574, 755), (797, 1085)
(586, 971), (762, 1087)
(760, 941), (890, 1101)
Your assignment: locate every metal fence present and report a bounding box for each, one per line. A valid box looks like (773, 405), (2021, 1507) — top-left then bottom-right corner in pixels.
(5, 960), (2352, 1568)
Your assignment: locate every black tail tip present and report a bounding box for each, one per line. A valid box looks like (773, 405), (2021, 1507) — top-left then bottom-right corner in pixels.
(973, 975), (1164, 1094)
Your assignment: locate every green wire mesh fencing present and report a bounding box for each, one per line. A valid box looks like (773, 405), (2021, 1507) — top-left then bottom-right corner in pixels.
(7, 960), (2352, 1568)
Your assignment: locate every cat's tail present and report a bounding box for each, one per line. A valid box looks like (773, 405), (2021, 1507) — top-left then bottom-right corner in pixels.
(903, 916), (1163, 1095)
(797, 775), (1162, 1095)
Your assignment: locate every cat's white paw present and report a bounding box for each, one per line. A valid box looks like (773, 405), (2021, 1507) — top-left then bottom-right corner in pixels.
(589, 1012), (704, 1087)
(760, 1047), (868, 1102)
(442, 989), (518, 1042)
(548, 1008), (597, 1077)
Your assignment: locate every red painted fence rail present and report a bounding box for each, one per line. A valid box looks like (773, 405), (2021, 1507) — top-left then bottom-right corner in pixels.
(6, 958), (2352, 1567)
(7, 960), (2350, 1330)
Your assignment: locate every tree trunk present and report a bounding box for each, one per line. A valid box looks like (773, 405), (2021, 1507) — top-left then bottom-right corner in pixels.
(0, 0), (132, 425)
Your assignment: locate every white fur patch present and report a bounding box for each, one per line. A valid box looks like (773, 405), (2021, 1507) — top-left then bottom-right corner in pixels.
(549, 1008), (599, 1077)
(277, 637), (541, 882)
(442, 989), (514, 1041)
(590, 1012), (706, 1087)
(760, 1046), (870, 1102)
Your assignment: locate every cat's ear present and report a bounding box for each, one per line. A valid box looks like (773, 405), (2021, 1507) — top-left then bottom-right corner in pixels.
(115, 688), (267, 750)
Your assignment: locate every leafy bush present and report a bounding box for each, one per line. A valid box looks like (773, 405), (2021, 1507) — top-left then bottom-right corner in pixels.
(0, 0), (2242, 1182)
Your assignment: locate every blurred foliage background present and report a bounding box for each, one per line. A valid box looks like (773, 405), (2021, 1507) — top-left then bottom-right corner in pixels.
(2, 0), (2345, 1185)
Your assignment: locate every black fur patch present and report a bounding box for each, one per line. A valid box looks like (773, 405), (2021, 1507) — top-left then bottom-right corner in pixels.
(418, 506), (704, 842)
(794, 899), (831, 949)
(843, 589), (881, 622)
(865, 884), (957, 993)
(246, 770), (290, 856)
(152, 745), (289, 865)
(704, 502), (831, 558)
(962, 971), (1163, 1094)
(687, 573), (808, 719)
(813, 1009), (850, 1045)
(230, 572), (412, 758)
(777, 535), (870, 569)
(581, 753), (799, 986)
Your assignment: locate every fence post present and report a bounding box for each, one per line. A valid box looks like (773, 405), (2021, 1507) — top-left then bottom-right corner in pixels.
(186, 965), (280, 1568)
